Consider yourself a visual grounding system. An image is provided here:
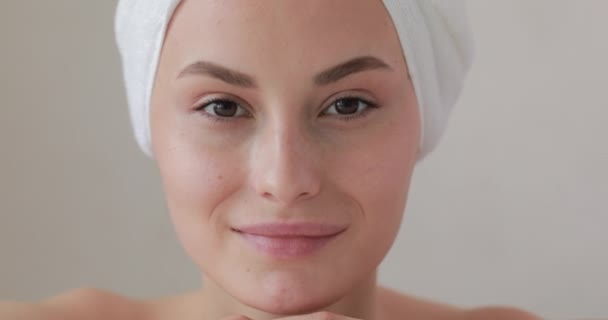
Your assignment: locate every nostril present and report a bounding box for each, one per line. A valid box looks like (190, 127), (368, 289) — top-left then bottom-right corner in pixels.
(261, 191), (312, 203)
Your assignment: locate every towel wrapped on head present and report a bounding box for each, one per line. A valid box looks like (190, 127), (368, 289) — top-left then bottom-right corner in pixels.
(114, 0), (474, 161)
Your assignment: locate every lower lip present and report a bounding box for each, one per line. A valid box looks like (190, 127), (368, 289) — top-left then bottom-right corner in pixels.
(237, 232), (342, 259)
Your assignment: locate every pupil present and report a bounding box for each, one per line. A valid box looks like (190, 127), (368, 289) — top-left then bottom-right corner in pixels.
(213, 101), (238, 117)
(335, 98), (359, 115)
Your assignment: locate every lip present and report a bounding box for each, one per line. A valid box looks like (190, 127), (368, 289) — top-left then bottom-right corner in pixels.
(232, 223), (347, 259)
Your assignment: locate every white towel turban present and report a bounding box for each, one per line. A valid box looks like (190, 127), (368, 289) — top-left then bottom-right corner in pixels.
(115, 0), (474, 161)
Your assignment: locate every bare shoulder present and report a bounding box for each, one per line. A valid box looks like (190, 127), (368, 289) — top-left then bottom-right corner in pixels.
(461, 306), (542, 320)
(44, 288), (146, 319)
(0, 288), (144, 320)
(377, 286), (462, 320)
(377, 287), (542, 320)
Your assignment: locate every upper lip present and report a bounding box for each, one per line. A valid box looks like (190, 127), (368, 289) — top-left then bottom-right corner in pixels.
(233, 223), (348, 238)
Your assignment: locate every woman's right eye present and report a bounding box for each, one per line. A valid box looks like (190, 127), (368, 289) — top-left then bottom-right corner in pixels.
(196, 99), (250, 119)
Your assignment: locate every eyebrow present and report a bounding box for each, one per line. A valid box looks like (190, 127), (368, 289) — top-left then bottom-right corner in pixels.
(177, 60), (256, 88)
(314, 56), (391, 86)
(176, 56), (392, 88)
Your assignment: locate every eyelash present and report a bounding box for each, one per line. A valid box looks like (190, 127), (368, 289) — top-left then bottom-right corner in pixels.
(194, 96), (379, 123)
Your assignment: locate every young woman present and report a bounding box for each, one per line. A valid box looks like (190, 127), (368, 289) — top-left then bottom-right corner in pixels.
(1, 1), (541, 319)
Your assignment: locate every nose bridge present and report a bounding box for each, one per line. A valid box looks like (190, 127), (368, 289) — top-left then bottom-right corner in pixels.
(249, 115), (321, 205)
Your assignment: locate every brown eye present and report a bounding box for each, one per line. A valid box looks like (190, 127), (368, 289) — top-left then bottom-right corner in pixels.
(323, 97), (374, 117)
(334, 98), (361, 115)
(199, 99), (249, 118)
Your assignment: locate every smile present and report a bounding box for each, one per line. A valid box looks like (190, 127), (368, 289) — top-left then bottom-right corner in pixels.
(232, 223), (347, 259)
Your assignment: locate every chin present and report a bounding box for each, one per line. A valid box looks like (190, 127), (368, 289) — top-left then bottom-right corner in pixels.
(225, 270), (351, 315)
(238, 287), (342, 315)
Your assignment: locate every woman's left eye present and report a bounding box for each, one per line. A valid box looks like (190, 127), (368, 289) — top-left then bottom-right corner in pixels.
(322, 97), (376, 119)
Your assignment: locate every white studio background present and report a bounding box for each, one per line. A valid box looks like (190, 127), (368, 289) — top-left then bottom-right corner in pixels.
(0, 1), (606, 319)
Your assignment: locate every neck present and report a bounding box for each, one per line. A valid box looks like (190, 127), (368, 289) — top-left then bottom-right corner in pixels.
(197, 271), (380, 320)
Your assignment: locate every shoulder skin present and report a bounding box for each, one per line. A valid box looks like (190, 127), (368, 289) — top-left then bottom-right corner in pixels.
(0, 288), (143, 320)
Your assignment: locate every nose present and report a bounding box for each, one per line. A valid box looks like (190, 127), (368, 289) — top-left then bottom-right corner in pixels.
(249, 120), (322, 206)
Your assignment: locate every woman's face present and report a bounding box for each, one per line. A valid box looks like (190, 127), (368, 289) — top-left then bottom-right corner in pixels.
(150, 0), (420, 314)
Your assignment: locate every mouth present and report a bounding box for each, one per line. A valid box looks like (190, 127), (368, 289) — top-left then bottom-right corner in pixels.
(231, 223), (348, 259)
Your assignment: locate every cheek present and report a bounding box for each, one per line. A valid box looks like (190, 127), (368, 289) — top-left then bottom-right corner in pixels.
(153, 105), (245, 215)
(332, 116), (418, 254)
(357, 146), (412, 231)
(154, 127), (244, 262)
(158, 146), (230, 215)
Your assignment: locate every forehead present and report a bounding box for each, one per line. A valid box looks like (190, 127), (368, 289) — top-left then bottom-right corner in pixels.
(162, 0), (406, 77)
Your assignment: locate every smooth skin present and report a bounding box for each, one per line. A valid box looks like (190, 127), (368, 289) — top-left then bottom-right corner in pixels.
(1, 1), (541, 319)
(0, 287), (540, 319)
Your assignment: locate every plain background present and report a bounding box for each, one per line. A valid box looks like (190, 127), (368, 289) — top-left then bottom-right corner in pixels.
(1, 1), (606, 319)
